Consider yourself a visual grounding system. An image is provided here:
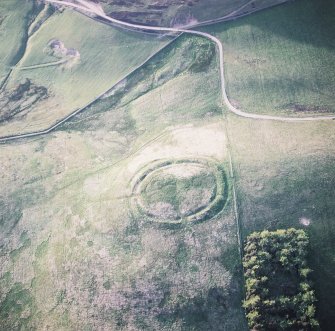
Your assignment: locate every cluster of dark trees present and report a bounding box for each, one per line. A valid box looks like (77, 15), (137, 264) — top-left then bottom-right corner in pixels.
(243, 228), (319, 330)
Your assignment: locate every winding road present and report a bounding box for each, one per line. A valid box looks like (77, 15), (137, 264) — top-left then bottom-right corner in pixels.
(46, 0), (335, 122)
(1, 0), (334, 143)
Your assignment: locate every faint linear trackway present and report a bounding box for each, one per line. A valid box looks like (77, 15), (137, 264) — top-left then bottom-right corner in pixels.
(45, 0), (335, 123)
(17, 58), (68, 70)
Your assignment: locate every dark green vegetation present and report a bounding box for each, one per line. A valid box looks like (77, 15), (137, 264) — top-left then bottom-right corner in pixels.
(101, 0), (287, 27)
(243, 229), (318, 330)
(210, 0), (335, 116)
(188, 39), (215, 73)
(0, 282), (36, 331)
(0, 79), (48, 123)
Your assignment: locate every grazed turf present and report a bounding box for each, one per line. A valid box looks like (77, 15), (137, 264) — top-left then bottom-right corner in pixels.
(208, 0), (335, 116)
(0, 31), (247, 330)
(0, 8), (171, 136)
(1, 0), (334, 329)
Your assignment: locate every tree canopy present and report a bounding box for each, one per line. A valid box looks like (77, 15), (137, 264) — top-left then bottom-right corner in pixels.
(243, 228), (319, 330)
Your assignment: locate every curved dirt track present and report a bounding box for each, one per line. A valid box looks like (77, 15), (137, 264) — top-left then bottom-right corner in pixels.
(46, 0), (335, 123)
(1, 0), (334, 143)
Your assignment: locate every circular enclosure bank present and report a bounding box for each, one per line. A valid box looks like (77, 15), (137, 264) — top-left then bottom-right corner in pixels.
(129, 158), (228, 224)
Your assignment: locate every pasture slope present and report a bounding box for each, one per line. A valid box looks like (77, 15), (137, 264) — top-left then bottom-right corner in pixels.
(0, 31), (248, 330)
(0, 0), (334, 330)
(1, 0), (333, 143)
(209, 0), (335, 116)
(42, 0), (335, 123)
(0, 7), (171, 137)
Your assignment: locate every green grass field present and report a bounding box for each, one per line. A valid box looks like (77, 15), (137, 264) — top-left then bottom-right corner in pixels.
(0, 31), (247, 330)
(0, 8), (171, 136)
(208, 0), (335, 116)
(0, 0), (335, 330)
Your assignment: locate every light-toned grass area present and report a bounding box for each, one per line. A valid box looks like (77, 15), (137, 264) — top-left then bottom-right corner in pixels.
(208, 0), (335, 116)
(0, 33), (246, 330)
(0, 8), (171, 136)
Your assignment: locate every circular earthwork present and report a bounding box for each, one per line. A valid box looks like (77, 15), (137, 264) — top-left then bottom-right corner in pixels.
(129, 158), (228, 224)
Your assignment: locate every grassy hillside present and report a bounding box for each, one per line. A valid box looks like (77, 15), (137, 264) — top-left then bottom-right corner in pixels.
(0, 34), (247, 330)
(1, 1), (334, 330)
(0, 0), (40, 87)
(209, 0), (335, 116)
(0, 8), (171, 137)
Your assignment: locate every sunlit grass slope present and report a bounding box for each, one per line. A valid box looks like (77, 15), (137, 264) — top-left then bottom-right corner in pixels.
(0, 0), (38, 86)
(208, 0), (335, 116)
(0, 8), (171, 136)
